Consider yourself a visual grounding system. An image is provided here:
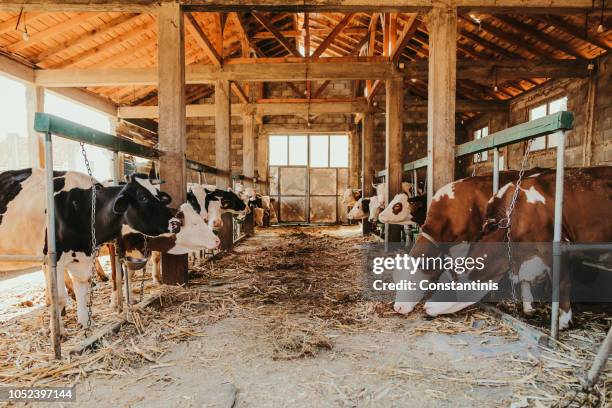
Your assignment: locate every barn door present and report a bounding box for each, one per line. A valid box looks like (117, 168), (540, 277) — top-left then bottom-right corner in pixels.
(269, 134), (349, 224)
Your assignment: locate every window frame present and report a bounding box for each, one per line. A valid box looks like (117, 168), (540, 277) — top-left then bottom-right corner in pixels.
(528, 96), (568, 152)
(473, 125), (489, 163)
(269, 133), (350, 169)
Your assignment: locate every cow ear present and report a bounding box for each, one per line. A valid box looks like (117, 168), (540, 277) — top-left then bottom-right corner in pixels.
(158, 191), (172, 205)
(112, 194), (130, 214)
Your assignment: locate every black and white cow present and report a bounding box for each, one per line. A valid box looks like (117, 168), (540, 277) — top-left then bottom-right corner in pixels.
(0, 169), (178, 335)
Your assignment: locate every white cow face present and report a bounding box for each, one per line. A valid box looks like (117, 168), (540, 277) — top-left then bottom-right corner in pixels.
(170, 203), (220, 253)
(207, 199), (223, 230)
(342, 189), (361, 207)
(379, 193), (414, 225)
(368, 195), (384, 222)
(347, 198), (370, 219)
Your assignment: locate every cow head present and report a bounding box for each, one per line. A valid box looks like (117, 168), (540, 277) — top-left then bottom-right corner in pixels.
(379, 194), (426, 225)
(206, 198), (223, 230)
(207, 188), (248, 218)
(169, 203), (220, 253)
(113, 174), (177, 236)
(368, 195), (384, 222)
(342, 188), (362, 207)
(347, 197), (370, 220)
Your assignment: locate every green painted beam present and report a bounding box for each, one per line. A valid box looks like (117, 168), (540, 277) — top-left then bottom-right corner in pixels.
(456, 111), (573, 158)
(34, 112), (159, 158)
(186, 160), (219, 175)
(399, 111), (574, 171)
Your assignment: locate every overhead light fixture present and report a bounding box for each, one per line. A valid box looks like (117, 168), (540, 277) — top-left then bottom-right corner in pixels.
(597, 23), (604, 33)
(398, 62), (405, 69)
(15, 8), (29, 42)
(22, 29), (29, 41)
(410, 78), (417, 83)
(372, 101), (378, 107)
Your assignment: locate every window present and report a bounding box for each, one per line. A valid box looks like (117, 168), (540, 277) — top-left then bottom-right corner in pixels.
(0, 75), (29, 171)
(528, 96), (567, 151)
(473, 126), (489, 163)
(269, 135), (288, 166)
(289, 135), (307, 165)
(44, 92), (113, 181)
(309, 135), (329, 167)
(329, 135), (349, 167)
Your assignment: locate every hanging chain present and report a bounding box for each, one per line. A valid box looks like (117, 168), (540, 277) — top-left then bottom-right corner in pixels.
(139, 236), (148, 303)
(472, 152), (481, 177)
(80, 142), (99, 331)
(500, 139), (533, 304)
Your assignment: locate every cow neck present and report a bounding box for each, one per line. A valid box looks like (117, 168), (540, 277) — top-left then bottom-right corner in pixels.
(93, 185), (128, 245)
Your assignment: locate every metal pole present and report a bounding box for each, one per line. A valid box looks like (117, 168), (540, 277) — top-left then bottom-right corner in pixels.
(493, 148), (500, 194)
(412, 169), (417, 197)
(551, 131), (566, 339)
(44, 131), (61, 360)
(110, 152), (124, 314)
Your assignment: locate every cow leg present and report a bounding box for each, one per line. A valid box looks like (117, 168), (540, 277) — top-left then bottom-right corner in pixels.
(520, 281), (535, 316)
(66, 255), (95, 328)
(95, 258), (108, 282)
(558, 272), (573, 331)
(64, 268), (76, 301)
(151, 252), (162, 285)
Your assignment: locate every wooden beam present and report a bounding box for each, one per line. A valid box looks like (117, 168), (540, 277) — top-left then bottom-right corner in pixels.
(458, 28), (521, 59)
(391, 15), (420, 62)
(185, 13), (222, 67)
(312, 80), (331, 98)
(386, 78), (403, 241)
(0, 11), (43, 36)
(231, 81), (249, 103)
(493, 15), (587, 59)
(243, 113), (255, 179)
(311, 13), (356, 57)
(361, 113), (374, 235)
(349, 130), (360, 189)
(536, 15), (611, 52)
(406, 98), (507, 112)
(158, 2), (188, 285)
(0, 53), (34, 83)
(215, 79), (233, 251)
(426, 5), (456, 203)
(34, 13), (140, 63)
(252, 11), (301, 57)
(26, 85), (45, 168)
(304, 12), (310, 57)
(230, 12), (250, 57)
(34, 59), (592, 87)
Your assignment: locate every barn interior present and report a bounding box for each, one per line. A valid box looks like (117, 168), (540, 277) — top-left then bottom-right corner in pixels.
(0, 1), (611, 406)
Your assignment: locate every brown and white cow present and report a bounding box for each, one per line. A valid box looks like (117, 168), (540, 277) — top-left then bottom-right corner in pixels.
(0, 169), (178, 334)
(424, 166), (612, 330)
(391, 169), (545, 315)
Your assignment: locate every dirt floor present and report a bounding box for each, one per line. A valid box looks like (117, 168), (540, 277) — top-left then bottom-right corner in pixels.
(0, 226), (610, 407)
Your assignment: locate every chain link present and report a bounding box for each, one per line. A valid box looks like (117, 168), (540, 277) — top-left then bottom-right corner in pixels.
(502, 139), (533, 304)
(80, 142), (99, 332)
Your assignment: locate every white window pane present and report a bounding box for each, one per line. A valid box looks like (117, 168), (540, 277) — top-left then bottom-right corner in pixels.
(329, 135), (349, 167)
(548, 131), (564, 148)
(481, 150), (488, 161)
(289, 135), (307, 165)
(530, 104), (547, 120)
(44, 92), (113, 180)
(269, 135), (288, 166)
(482, 126), (489, 137)
(474, 129), (481, 139)
(309, 135), (329, 167)
(549, 97), (567, 114)
(0, 75), (29, 171)
(529, 136), (546, 151)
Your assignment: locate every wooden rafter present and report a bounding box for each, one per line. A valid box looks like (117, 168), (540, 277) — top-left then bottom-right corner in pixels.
(229, 12), (250, 57)
(313, 80), (331, 98)
(494, 15), (587, 59)
(535, 15), (611, 51)
(0, 12), (44, 36)
(391, 15), (420, 62)
(311, 13), (355, 57)
(231, 81), (249, 103)
(252, 11), (301, 57)
(34, 13), (140, 63)
(185, 13), (222, 67)
(458, 27), (522, 59)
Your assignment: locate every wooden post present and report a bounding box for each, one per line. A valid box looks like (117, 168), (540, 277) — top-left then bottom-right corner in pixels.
(26, 85), (45, 168)
(386, 78), (403, 242)
(216, 79), (234, 250)
(257, 131), (268, 194)
(349, 130), (360, 189)
(426, 5), (457, 204)
(361, 113), (374, 235)
(243, 113), (255, 236)
(158, 2), (188, 285)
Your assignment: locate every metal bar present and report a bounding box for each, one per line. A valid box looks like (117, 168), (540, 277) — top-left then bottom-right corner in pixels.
(43, 131), (61, 360)
(493, 148), (500, 193)
(551, 130), (566, 340)
(403, 156), (429, 172)
(34, 113), (159, 159)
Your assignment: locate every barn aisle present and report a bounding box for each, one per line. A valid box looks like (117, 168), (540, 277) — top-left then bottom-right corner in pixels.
(62, 226), (552, 408)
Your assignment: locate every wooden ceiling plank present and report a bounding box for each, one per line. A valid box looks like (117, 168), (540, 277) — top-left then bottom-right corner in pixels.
(458, 28), (521, 59)
(494, 15), (587, 59)
(0, 11), (44, 36)
(537, 15), (611, 51)
(251, 11), (301, 57)
(229, 12), (250, 57)
(185, 12), (222, 67)
(311, 12), (355, 57)
(35, 13), (140, 63)
(391, 15), (420, 62)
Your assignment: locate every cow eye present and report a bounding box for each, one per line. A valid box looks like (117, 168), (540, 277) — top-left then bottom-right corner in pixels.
(138, 193), (148, 203)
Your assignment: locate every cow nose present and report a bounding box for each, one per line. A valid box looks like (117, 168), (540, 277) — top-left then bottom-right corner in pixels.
(169, 219), (181, 233)
(213, 220), (223, 229)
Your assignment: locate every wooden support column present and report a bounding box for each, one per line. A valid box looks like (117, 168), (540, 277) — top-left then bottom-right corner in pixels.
(257, 131), (268, 194)
(349, 130), (360, 189)
(243, 113), (255, 236)
(386, 78), (403, 242)
(158, 2), (188, 285)
(426, 5), (457, 204)
(26, 85), (45, 168)
(361, 113), (374, 235)
(216, 79), (233, 250)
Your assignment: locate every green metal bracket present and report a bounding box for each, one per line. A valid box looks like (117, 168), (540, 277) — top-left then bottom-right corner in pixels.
(34, 112), (159, 159)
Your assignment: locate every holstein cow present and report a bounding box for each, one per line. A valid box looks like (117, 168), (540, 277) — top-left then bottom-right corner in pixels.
(342, 189), (362, 208)
(348, 182), (416, 223)
(425, 166), (612, 330)
(0, 169), (178, 334)
(390, 169), (545, 315)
